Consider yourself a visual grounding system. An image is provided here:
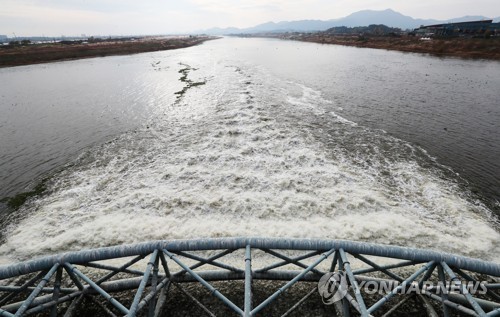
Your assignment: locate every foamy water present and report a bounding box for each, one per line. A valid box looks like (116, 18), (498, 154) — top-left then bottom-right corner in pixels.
(0, 38), (498, 264)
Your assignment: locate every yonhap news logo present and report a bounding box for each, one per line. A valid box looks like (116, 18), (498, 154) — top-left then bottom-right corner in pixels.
(318, 271), (487, 305)
(318, 272), (349, 304)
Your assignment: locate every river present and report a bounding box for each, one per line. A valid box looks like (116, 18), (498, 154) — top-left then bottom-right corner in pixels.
(0, 37), (499, 263)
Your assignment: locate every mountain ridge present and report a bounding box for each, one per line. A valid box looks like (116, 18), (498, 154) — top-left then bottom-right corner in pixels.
(198, 9), (495, 35)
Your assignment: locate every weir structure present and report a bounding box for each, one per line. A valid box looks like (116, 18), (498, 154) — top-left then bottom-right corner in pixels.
(0, 237), (499, 316)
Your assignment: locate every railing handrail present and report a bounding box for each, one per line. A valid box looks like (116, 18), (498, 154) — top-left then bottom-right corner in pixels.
(1, 237), (499, 279)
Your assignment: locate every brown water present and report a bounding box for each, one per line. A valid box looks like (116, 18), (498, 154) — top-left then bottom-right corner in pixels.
(0, 37), (498, 263)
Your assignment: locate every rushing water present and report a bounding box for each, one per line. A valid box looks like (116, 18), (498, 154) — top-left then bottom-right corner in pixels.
(0, 37), (499, 264)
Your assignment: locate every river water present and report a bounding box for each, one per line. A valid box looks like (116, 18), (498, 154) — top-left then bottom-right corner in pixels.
(0, 37), (499, 264)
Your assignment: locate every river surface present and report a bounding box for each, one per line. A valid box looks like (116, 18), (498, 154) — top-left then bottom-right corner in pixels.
(0, 37), (499, 264)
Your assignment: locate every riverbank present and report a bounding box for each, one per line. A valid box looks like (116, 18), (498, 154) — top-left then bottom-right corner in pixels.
(0, 36), (218, 67)
(251, 34), (500, 60)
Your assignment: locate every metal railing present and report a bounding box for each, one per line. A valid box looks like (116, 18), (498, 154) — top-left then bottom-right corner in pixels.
(0, 237), (498, 316)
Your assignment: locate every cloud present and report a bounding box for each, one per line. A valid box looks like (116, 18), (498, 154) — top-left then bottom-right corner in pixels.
(187, 0), (349, 27)
(1, 0), (499, 36)
(0, 2), (109, 33)
(0, 0), (200, 36)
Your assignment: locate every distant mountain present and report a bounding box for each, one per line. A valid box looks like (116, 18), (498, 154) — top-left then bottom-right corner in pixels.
(332, 9), (438, 29)
(445, 15), (491, 23)
(245, 20), (334, 33)
(196, 9), (496, 35)
(199, 20), (334, 35)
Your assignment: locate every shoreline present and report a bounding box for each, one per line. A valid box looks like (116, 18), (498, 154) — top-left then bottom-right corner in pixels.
(0, 36), (219, 68)
(244, 34), (500, 60)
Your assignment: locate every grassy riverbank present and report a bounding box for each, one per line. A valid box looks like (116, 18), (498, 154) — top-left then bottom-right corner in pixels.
(0, 36), (218, 67)
(254, 34), (500, 60)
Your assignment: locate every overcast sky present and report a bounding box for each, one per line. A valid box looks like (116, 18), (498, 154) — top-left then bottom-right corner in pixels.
(1, 0), (499, 37)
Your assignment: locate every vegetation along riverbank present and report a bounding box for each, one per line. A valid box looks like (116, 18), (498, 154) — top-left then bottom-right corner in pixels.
(297, 35), (500, 60)
(235, 24), (500, 60)
(0, 36), (218, 67)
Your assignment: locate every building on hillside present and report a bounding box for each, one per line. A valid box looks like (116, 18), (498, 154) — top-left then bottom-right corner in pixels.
(414, 20), (500, 37)
(490, 22), (500, 33)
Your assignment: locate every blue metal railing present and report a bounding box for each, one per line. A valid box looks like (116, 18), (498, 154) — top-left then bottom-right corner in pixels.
(0, 237), (498, 316)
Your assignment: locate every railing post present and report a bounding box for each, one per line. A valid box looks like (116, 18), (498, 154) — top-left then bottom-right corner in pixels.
(244, 244), (252, 317)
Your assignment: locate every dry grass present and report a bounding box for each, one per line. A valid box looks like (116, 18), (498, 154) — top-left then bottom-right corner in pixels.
(0, 37), (217, 67)
(292, 34), (500, 60)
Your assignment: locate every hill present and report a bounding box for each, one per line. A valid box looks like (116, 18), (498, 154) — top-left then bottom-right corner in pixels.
(198, 9), (494, 35)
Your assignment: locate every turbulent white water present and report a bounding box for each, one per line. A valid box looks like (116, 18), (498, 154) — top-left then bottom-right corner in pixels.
(0, 38), (498, 264)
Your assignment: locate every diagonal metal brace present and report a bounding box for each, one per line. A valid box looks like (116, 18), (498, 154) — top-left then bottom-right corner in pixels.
(163, 249), (244, 315)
